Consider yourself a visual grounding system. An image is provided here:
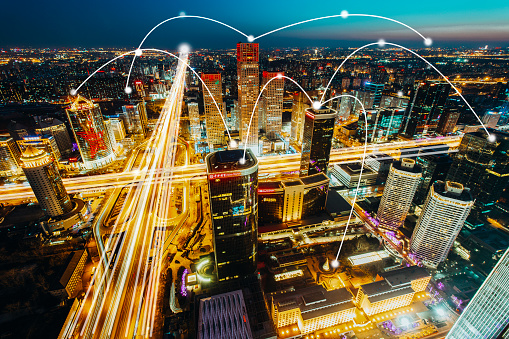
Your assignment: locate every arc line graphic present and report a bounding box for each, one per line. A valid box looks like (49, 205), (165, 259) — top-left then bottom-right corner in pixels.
(253, 13), (427, 41)
(125, 15), (250, 89)
(72, 48), (231, 140)
(242, 75), (313, 159)
(319, 42), (492, 137)
(327, 94), (369, 262)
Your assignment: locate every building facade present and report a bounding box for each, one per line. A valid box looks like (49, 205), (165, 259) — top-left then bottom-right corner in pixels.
(0, 136), (21, 177)
(20, 146), (73, 217)
(35, 118), (73, 156)
(66, 96), (115, 169)
(237, 43), (260, 151)
(410, 181), (474, 268)
(377, 159), (422, 230)
(206, 149), (258, 281)
(121, 101), (148, 137)
(357, 107), (405, 143)
(261, 71), (284, 138)
(201, 73), (224, 149)
(299, 106), (336, 177)
(414, 151), (452, 205)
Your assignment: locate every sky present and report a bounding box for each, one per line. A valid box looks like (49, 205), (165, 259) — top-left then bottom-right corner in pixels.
(1, 0), (508, 49)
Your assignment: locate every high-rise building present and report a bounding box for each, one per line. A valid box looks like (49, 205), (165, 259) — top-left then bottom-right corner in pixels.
(410, 181), (473, 268)
(446, 247), (509, 339)
(414, 151), (452, 205)
(17, 135), (61, 162)
(299, 106), (336, 177)
(35, 118), (73, 156)
(377, 159), (422, 230)
(482, 111), (502, 128)
(290, 92), (311, 145)
(237, 43), (260, 150)
(364, 82), (385, 107)
(187, 100), (201, 141)
(66, 96), (115, 170)
(206, 149), (258, 281)
(261, 71), (284, 138)
(436, 109), (460, 135)
(20, 146), (73, 217)
(109, 118), (126, 142)
(121, 101), (148, 137)
(356, 107), (405, 143)
(0, 136), (21, 177)
(201, 73), (224, 149)
(400, 81), (451, 138)
(446, 129), (509, 216)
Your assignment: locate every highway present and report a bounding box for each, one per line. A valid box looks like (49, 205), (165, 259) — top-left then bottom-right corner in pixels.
(0, 135), (460, 202)
(65, 51), (189, 338)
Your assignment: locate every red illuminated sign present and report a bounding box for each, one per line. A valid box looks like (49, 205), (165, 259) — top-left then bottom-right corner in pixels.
(258, 189), (276, 193)
(209, 172), (241, 180)
(69, 157), (77, 162)
(305, 111), (315, 119)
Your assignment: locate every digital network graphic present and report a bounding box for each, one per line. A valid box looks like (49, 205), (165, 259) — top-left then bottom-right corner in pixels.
(3, 7), (505, 339)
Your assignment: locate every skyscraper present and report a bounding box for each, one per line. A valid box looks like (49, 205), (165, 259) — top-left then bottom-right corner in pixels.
(290, 91), (311, 145)
(482, 111), (502, 129)
(261, 71), (284, 138)
(121, 101), (148, 137)
(446, 129), (509, 216)
(187, 100), (201, 141)
(410, 181), (473, 268)
(17, 135), (61, 162)
(20, 146), (73, 217)
(377, 159), (422, 230)
(66, 96), (115, 169)
(201, 73), (224, 149)
(400, 81), (451, 138)
(206, 149), (258, 281)
(237, 43), (260, 151)
(356, 107), (405, 143)
(299, 106), (336, 177)
(414, 150), (452, 205)
(0, 136), (21, 177)
(436, 109), (460, 135)
(364, 82), (385, 107)
(35, 118), (73, 156)
(446, 247), (509, 338)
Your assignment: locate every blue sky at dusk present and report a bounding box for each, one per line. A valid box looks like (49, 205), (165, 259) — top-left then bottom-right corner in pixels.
(1, 0), (508, 48)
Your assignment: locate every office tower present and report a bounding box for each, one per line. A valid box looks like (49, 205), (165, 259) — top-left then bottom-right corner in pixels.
(414, 151), (452, 205)
(400, 81), (451, 138)
(377, 159), (422, 230)
(261, 71), (284, 138)
(35, 118), (73, 155)
(20, 146), (72, 217)
(410, 181), (473, 268)
(365, 82), (385, 107)
(446, 247), (509, 339)
(134, 80), (146, 97)
(365, 153), (393, 185)
(121, 101), (148, 137)
(17, 135), (61, 162)
(187, 100), (201, 141)
(436, 109), (460, 135)
(66, 96), (115, 170)
(201, 73), (224, 148)
(0, 136), (21, 176)
(380, 94), (409, 109)
(109, 118), (126, 142)
(103, 119), (116, 149)
(237, 43), (260, 150)
(299, 106), (336, 177)
(8, 120), (30, 141)
(206, 149), (258, 281)
(356, 107), (405, 143)
(446, 129), (509, 215)
(290, 92), (311, 145)
(482, 111), (502, 128)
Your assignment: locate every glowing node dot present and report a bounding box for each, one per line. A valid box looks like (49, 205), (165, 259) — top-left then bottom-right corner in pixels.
(397, 91), (403, 97)
(70, 89), (77, 96)
(331, 260), (339, 268)
(312, 101), (322, 110)
(178, 43), (190, 54)
(247, 35), (255, 42)
(378, 39), (386, 47)
(135, 49), (142, 56)
(276, 73), (283, 79)
(239, 158), (246, 165)
(488, 134), (496, 143)
(179, 11), (186, 16)
(340, 10), (349, 19)
(125, 86), (132, 94)
(424, 38), (433, 46)
(229, 140), (238, 149)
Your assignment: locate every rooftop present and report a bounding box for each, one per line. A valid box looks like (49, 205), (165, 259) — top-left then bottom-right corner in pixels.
(300, 173), (329, 186)
(207, 149), (257, 173)
(381, 266), (430, 288)
(392, 160), (422, 174)
(433, 180), (473, 202)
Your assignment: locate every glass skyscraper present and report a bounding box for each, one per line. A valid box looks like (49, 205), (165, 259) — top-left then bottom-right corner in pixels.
(299, 106), (336, 177)
(206, 149), (258, 281)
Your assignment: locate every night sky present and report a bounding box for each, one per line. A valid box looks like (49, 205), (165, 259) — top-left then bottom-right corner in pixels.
(1, 0), (508, 49)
